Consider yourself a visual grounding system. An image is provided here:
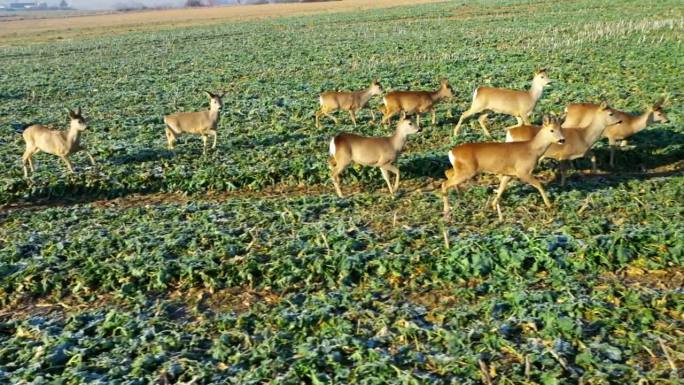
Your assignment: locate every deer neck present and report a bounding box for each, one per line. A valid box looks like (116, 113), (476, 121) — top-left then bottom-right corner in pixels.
(528, 79), (545, 103)
(209, 107), (221, 126)
(357, 87), (376, 106)
(430, 87), (446, 102)
(632, 110), (653, 133)
(583, 116), (609, 145)
(390, 130), (408, 152)
(66, 124), (82, 149)
(529, 130), (554, 156)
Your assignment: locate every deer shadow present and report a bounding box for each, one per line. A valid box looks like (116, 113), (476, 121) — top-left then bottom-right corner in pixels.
(108, 148), (176, 165)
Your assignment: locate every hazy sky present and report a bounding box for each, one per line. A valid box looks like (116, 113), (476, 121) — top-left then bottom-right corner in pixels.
(66, 0), (185, 9)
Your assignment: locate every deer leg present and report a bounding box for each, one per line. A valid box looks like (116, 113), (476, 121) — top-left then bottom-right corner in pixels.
(85, 151), (97, 166)
(330, 159), (348, 198)
(369, 108), (376, 123)
(415, 113), (421, 128)
(441, 168), (475, 215)
(609, 146), (616, 168)
(22, 149), (33, 178)
(384, 164), (401, 193)
(518, 174), (552, 208)
(558, 160), (570, 187)
(326, 112), (339, 125)
(431, 109), (436, 125)
(400, 111), (406, 120)
(454, 108), (477, 136)
(477, 114), (492, 137)
(209, 130), (218, 149)
(61, 156), (74, 174)
(591, 153), (598, 173)
(380, 168), (394, 195)
(492, 175), (512, 209)
(202, 135), (209, 155)
(349, 110), (357, 126)
(165, 127), (176, 150)
(382, 109), (396, 126)
(315, 110), (322, 128)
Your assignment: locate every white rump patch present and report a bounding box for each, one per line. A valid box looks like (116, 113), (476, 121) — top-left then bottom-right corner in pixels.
(472, 88), (478, 100)
(382, 96), (387, 106)
(319, 95), (324, 106)
(329, 137), (336, 156)
(505, 130), (513, 142)
(448, 150), (455, 167)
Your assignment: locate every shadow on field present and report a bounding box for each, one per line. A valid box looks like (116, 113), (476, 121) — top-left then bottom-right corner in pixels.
(108, 148), (175, 165)
(230, 132), (308, 149)
(401, 153), (451, 181)
(0, 91), (24, 100)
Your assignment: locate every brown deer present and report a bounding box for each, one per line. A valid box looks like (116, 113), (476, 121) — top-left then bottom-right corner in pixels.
(20, 108), (96, 178)
(506, 101), (622, 185)
(454, 69), (552, 137)
(442, 116), (565, 216)
(329, 119), (420, 197)
(381, 79), (454, 127)
(315, 80), (383, 128)
(164, 90), (224, 154)
(562, 99), (669, 167)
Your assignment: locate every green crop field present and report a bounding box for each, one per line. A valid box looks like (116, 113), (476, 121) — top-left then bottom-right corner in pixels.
(1, 0), (683, 383)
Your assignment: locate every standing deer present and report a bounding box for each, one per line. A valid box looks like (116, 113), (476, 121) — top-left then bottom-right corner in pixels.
(20, 108), (96, 178)
(381, 79), (454, 127)
(454, 69), (552, 137)
(562, 99), (669, 167)
(506, 101), (621, 185)
(315, 80), (383, 128)
(164, 90), (224, 154)
(329, 119), (420, 197)
(442, 116), (565, 216)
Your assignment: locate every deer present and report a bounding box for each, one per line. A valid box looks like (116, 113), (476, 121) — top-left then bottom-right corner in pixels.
(453, 69), (552, 137)
(380, 79), (454, 128)
(164, 90), (224, 155)
(19, 108), (96, 178)
(315, 80), (383, 128)
(505, 101), (622, 185)
(562, 99), (669, 167)
(329, 119), (420, 198)
(441, 116), (565, 217)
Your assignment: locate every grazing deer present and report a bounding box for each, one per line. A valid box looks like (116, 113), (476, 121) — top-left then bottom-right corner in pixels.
(562, 99), (669, 167)
(20, 108), (96, 178)
(442, 116), (565, 216)
(329, 119), (420, 197)
(381, 79), (454, 127)
(506, 101), (621, 185)
(315, 80), (383, 128)
(454, 69), (552, 137)
(164, 90), (224, 154)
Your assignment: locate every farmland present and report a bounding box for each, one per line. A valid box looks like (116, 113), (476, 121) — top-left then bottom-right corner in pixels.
(0, 0), (683, 383)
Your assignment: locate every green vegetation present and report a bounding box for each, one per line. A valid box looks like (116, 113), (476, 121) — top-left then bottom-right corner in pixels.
(0, 0), (682, 383)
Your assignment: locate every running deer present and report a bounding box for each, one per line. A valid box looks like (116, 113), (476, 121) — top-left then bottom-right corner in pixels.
(315, 80), (383, 128)
(442, 116), (565, 216)
(20, 108), (96, 178)
(454, 69), (552, 137)
(562, 99), (669, 167)
(329, 119), (420, 197)
(506, 101), (622, 185)
(381, 79), (454, 127)
(164, 90), (224, 154)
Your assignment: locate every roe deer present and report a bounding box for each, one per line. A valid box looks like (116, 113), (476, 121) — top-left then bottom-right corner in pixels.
(315, 80), (383, 128)
(454, 69), (551, 137)
(20, 108), (96, 178)
(164, 90), (224, 154)
(442, 116), (565, 216)
(329, 119), (420, 197)
(506, 101), (621, 185)
(562, 99), (669, 167)
(381, 79), (454, 127)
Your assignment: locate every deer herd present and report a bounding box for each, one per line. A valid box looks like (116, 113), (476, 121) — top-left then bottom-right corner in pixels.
(17, 69), (670, 218)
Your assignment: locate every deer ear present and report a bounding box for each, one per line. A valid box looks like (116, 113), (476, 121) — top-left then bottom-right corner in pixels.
(66, 108), (75, 118)
(204, 90), (214, 98)
(653, 97), (664, 109)
(599, 100), (609, 110)
(77, 107), (82, 116)
(542, 116), (549, 125)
